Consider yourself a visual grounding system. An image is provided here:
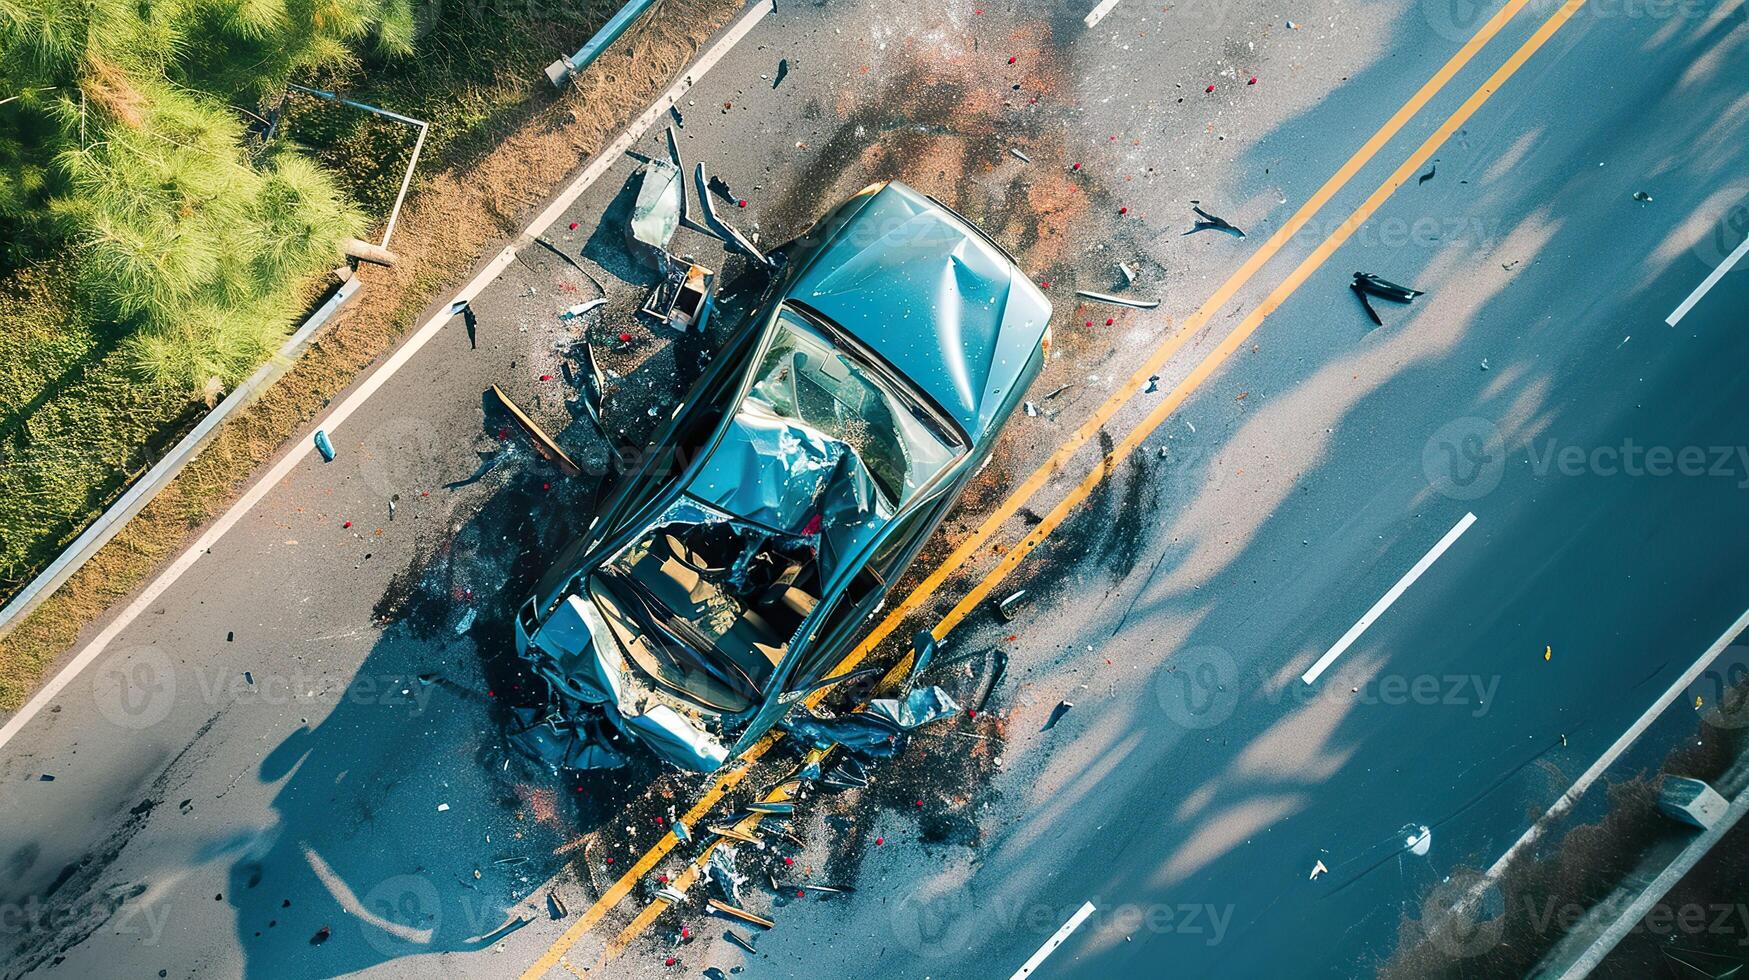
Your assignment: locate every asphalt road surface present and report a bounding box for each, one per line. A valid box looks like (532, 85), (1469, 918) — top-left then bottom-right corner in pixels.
(4, 0), (1749, 978)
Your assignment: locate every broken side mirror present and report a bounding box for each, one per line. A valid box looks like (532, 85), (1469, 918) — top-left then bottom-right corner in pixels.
(908, 630), (939, 687)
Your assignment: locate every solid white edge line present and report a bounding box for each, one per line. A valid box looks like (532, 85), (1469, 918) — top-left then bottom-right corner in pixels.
(1301, 512), (1477, 685)
(0, 0), (774, 754)
(1666, 232), (1749, 326)
(1463, 602), (1749, 907)
(1010, 900), (1098, 980)
(1084, 0), (1124, 28)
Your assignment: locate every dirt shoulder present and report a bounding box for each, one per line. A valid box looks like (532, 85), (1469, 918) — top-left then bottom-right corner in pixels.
(0, 0), (748, 711)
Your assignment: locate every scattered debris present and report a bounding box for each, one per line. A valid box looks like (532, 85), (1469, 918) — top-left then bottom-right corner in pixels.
(670, 105), (684, 128)
(1024, 401), (1039, 417)
(489, 384), (583, 476)
(710, 825), (764, 845)
(547, 891), (568, 920)
(1544, 645), (1552, 661)
(626, 153), (685, 269)
(744, 801), (793, 815)
(310, 926), (331, 945)
(996, 589), (1029, 621)
(656, 885), (687, 903)
(1010, 147), (1033, 163)
(706, 174), (736, 204)
(773, 58), (789, 88)
(1043, 383), (1075, 400)
(1185, 204), (1245, 238)
(1633, 190), (1653, 203)
(1076, 289), (1160, 309)
(820, 755), (871, 791)
(724, 929), (758, 955)
(708, 899), (774, 930)
(436, 802), (450, 812)
(1143, 375), (1160, 394)
(1043, 700), (1074, 730)
(38, 773), (53, 782)
(1418, 161), (1437, 185)
(1404, 825), (1432, 856)
(641, 261), (716, 332)
(783, 686), (959, 759)
(1118, 262), (1137, 287)
(804, 883), (854, 894)
(973, 650), (1009, 714)
(707, 846), (745, 905)
(313, 430), (336, 462)
(1309, 860), (1328, 880)
(468, 915), (532, 944)
(558, 298), (608, 320)
(1349, 272), (1424, 326)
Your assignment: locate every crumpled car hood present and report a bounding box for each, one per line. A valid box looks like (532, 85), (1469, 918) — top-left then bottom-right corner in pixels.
(789, 182), (1050, 437)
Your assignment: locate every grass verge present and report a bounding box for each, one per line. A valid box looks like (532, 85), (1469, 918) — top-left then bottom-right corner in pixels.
(0, 0), (747, 710)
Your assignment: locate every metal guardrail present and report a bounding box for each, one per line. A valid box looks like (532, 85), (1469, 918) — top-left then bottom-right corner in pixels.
(0, 277), (362, 638)
(545, 0), (662, 86)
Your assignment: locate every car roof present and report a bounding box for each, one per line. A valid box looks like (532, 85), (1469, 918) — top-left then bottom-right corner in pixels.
(785, 182), (1051, 439)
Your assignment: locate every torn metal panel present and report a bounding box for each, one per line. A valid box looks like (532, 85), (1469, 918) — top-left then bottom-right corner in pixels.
(866, 685), (961, 729)
(627, 156), (684, 269)
(491, 385), (583, 476)
(1075, 289), (1160, 309)
(686, 395), (894, 584)
(783, 686), (960, 758)
(623, 704), (730, 771)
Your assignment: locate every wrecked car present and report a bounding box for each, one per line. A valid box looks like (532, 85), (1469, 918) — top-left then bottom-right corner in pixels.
(513, 181), (1051, 772)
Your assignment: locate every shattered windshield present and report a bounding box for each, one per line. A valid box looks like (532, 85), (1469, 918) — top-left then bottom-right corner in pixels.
(750, 308), (965, 506)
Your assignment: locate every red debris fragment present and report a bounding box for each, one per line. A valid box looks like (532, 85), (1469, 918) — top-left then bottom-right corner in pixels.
(783, 856), (794, 866)
(618, 332), (633, 343)
(568, 222), (579, 230)
(796, 890), (806, 898)
(681, 927), (690, 939)
(875, 837), (885, 846)
(665, 957), (676, 966)
(1248, 76), (1258, 85)
(1039, 281), (1051, 289)
(914, 799), (923, 807)
(1071, 162), (1082, 171)
(1119, 206), (1129, 215)
(659, 874), (670, 883)
(1105, 318), (1115, 326)
(540, 374), (552, 381)
(968, 709), (978, 719)
(655, 816), (665, 825)
(1085, 319), (1094, 328)
(737, 200), (747, 208)
(342, 520), (352, 529)
(605, 857), (614, 864)
(542, 482), (550, 491)
(1008, 56), (1017, 64)
(1205, 84), (1216, 93)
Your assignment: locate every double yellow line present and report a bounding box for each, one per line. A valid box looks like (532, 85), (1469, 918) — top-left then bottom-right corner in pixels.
(523, 0), (1587, 972)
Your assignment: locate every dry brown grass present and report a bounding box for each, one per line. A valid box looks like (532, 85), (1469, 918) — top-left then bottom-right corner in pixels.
(0, 0), (746, 710)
